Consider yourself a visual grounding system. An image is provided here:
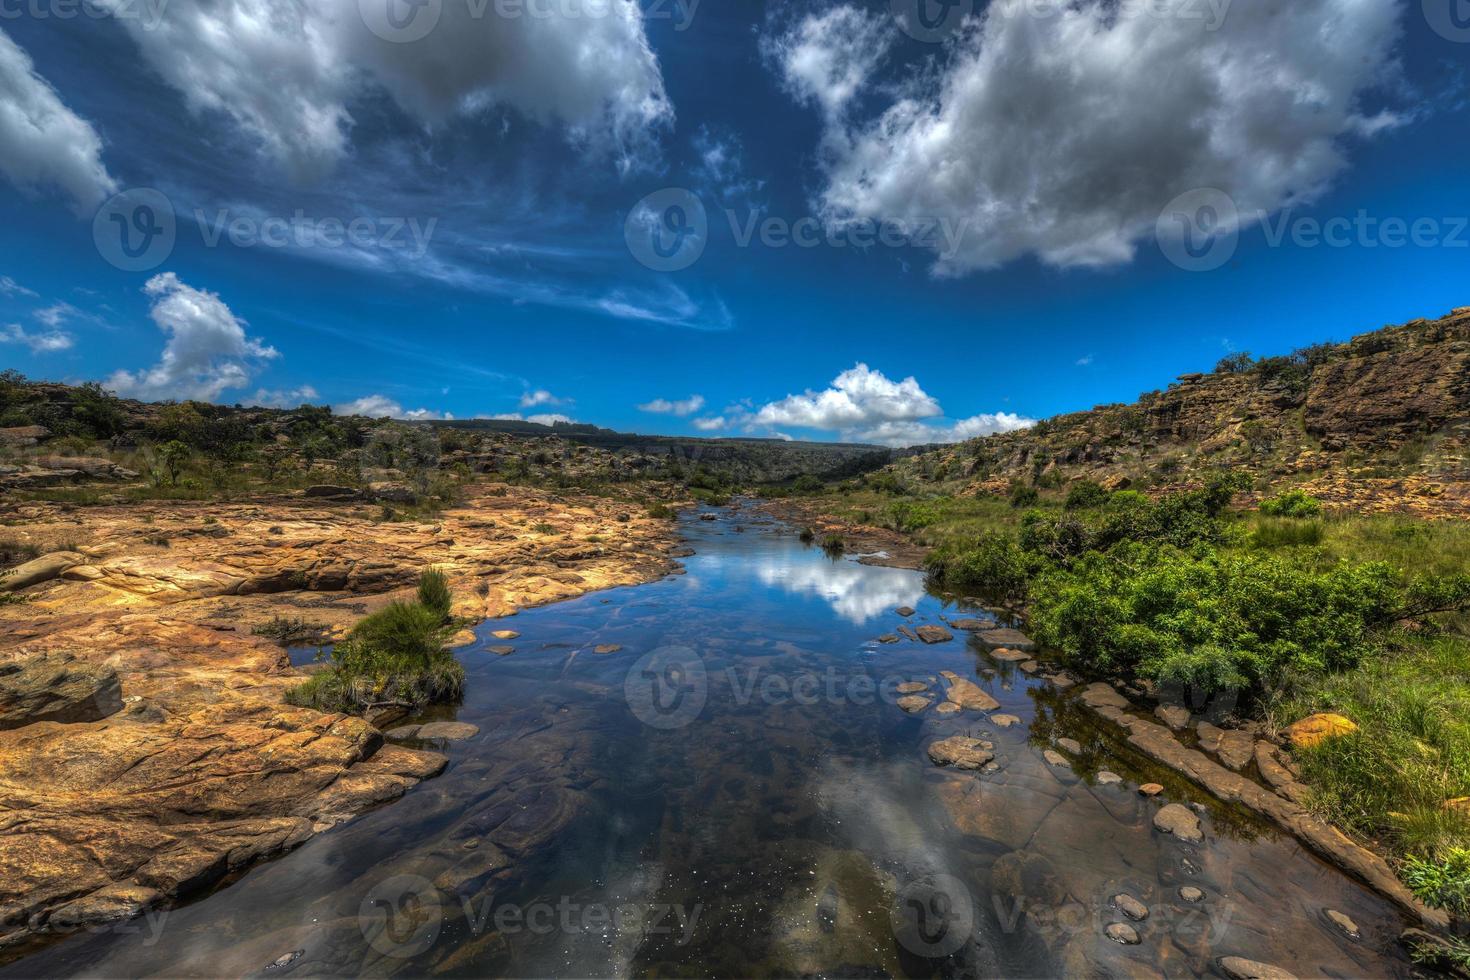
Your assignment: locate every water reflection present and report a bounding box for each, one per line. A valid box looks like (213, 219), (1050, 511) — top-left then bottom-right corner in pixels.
(750, 550), (926, 625)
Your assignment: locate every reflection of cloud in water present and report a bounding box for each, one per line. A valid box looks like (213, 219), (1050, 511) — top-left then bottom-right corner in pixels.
(752, 555), (925, 625)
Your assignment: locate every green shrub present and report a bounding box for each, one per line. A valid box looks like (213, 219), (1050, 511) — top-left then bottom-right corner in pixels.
(1251, 518), (1325, 548)
(1009, 485), (1040, 508)
(1261, 488), (1324, 518)
(285, 600), (463, 714)
(926, 533), (1037, 603)
(417, 568), (452, 621)
(821, 534), (846, 557)
(646, 503), (676, 520)
(1402, 849), (1470, 918)
(1030, 542), (1400, 697)
(1064, 480), (1109, 510)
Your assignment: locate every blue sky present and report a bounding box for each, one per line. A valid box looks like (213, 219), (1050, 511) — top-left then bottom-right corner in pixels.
(0, 0), (1466, 445)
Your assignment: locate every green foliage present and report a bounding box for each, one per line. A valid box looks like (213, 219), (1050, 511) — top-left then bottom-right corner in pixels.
(1402, 849), (1470, 918)
(286, 600), (463, 714)
(820, 534), (846, 557)
(1009, 484), (1040, 508)
(157, 440), (191, 486)
(529, 521), (557, 535)
(925, 533), (1037, 603)
(417, 568), (452, 622)
(1214, 352), (1255, 374)
(1063, 480), (1109, 510)
(1251, 518), (1325, 549)
(1260, 488), (1323, 518)
(1030, 542), (1400, 696)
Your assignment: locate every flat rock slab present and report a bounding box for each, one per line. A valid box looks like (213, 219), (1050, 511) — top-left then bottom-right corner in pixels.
(1218, 956), (1299, 980)
(417, 722), (480, 741)
(991, 714), (1021, 728)
(1043, 749), (1069, 767)
(487, 645), (516, 656)
(895, 606), (915, 617)
(593, 644), (622, 654)
(491, 630), (520, 640)
(897, 695), (932, 714)
(0, 653), (122, 730)
(895, 682), (929, 694)
(950, 618), (991, 630)
(939, 671), (1000, 711)
(1079, 682), (1130, 710)
(934, 702), (960, 716)
(989, 648), (1031, 662)
(1153, 802), (1204, 843)
(915, 625), (954, 644)
(928, 736), (995, 770)
(976, 628), (1036, 652)
(877, 634), (900, 644)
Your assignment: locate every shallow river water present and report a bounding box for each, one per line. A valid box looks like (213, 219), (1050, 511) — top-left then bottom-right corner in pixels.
(8, 505), (1414, 978)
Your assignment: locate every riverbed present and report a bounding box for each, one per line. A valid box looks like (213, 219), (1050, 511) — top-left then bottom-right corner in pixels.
(4, 504), (1411, 978)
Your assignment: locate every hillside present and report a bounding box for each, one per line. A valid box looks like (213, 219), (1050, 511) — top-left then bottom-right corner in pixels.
(890, 307), (1470, 517)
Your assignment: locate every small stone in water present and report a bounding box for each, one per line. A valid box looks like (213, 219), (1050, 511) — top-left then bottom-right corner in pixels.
(266, 950), (304, 971)
(1217, 956), (1298, 980)
(1113, 893), (1149, 920)
(1096, 771), (1123, 786)
(1138, 783), (1165, 796)
(1057, 737), (1082, 754)
(1179, 886), (1205, 903)
(991, 714), (1021, 728)
(1043, 749), (1069, 767)
(896, 682), (928, 694)
(1105, 922), (1140, 945)
(488, 645), (515, 656)
(593, 644), (623, 654)
(1324, 908), (1360, 939)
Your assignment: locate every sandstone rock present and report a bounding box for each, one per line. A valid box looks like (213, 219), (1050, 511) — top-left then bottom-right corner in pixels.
(877, 634), (899, 644)
(1096, 771), (1123, 786)
(897, 695), (931, 714)
(939, 671), (999, 711)
(1113, 893), (1149, 920)
(976, 628), (1036, 652)
(0, 425), (52, 445)
(897, 626), (920, 643)
(949, 618), (990, 630)
(895, 606), (915, 617)
(915, 625), (953, 644)
(0, 551), (86, 592)
(1056, 737), (1082, 755)
(366, 482), (418, 504)
(934, 702), (960, 716)
(0, 653), (122, 729)
(989, 647), (1031, 662)
(302, 485), (358, 499)
(1043, 749), (1068, 767)
(1138, 783), (1164, 797)
(1216, 729), (1255, 771)
(487, 646), (516, 656)
(991, 714), (1021, 728)
(896, 682), (928, 694)
(927, 736), (994, 770)
(448, 629), (477, 648)
(415, 721), (480, 741)
(1285, 713), (1357, 749)
(1155, 704), (1190, 730)
(491, 630), (520, 640)
(1217, 956), (1297, 980)
(1178, 886), (1204, 903)
(1153, 803), (1203, 843)
(1105, 922), (1140, 945)
(1324, 908), (1360, 939)
(1080, 682), (1130, 710)
(1018, 660), (1040, 674)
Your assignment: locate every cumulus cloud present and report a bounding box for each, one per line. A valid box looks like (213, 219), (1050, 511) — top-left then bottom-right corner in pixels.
(107, 273), (278, 402)
(791, 0), (1404, 272)
(754, 364), (939, 431)
(691, 416), (727, 431)
(745, 364), (1032, 447)
(250, 385), (320, 408)
(336, 394), (452, 421)
(0, 28), (118, 213)
(638, 394), (705, 416)
(763, 5), (892, 121)
(0, 275), (38, 298)
(98, 0), (672, 180)
(484, 411), (574, 426)
(519, 389), (565, 408)
(0, 322), (73, 353)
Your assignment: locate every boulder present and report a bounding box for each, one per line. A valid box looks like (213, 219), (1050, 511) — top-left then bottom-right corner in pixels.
(0, 425), (52, 446)
(0, 551), (87, 592)
(366, 482), (419, 504)
(1155, 704), (1190, 730)
(0, 653), (122, 730)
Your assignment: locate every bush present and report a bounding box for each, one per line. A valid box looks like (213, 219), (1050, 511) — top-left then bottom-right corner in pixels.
(1402, 849), (1470, 919)
(1215, 352), (1255, 374)
(1009, 484), (1040, 508)
(926, 534), (1037, 603)
(1030, 542), (1400, 698)
(646, 503), (676, 520)
(1260, 488), (1323, 518)
(285, 600), (463, 714)
(417, 568), (452, 621)
(1064, 480), (1109, 510)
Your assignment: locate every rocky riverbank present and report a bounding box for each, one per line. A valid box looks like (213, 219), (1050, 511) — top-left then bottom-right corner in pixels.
(0, 483), (681, 955)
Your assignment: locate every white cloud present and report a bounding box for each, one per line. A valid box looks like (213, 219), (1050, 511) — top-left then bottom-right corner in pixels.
(336, 394), (453, 420)
(0, 276), (38, 298)
(0, 322), (73, 353)
(250, 385), (320, 408)
(98, 0), (672, 180)
(1076, 354), (1095, 367)
(107, 273), (278, 402)
(796, 0), (1404, 273)
(763, 6), (892, 121)
(519, 389), (565, 408)
(0, 28), (118, 214)
(638, 394), (705, 416)
(691, 416), (727, 431)
(754, 364), (939, 431)
(33, 302), (75, 327)
(743, 363), (1033, 447)
(484, 411), (574, 426)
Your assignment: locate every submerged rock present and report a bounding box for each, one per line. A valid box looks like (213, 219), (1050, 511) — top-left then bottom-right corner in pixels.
(1152, 803), (1203, 843)
(1113, 893), (1149, 920)
(895, 682), (928, 695)
(1056, 737), (1082, 755)
(1324, 908), (1360, 939)
(915, 625), (954, 644)
(1179, 886), (1205, 903)
(416, 721), (480, 741)
(1217, 956), (1298, 980)
(1105, 922), (1140, 945)
(928, 736), (995, 770)
(976, 628), (1036, 652)
(593, 644), (622, 654)
(897, 695), (932, 714)
(990, 714), (1021, 728)
(939, 671), (999, 711)
(1096, 771), (1123, 786)
(895, 606), (915, 617)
